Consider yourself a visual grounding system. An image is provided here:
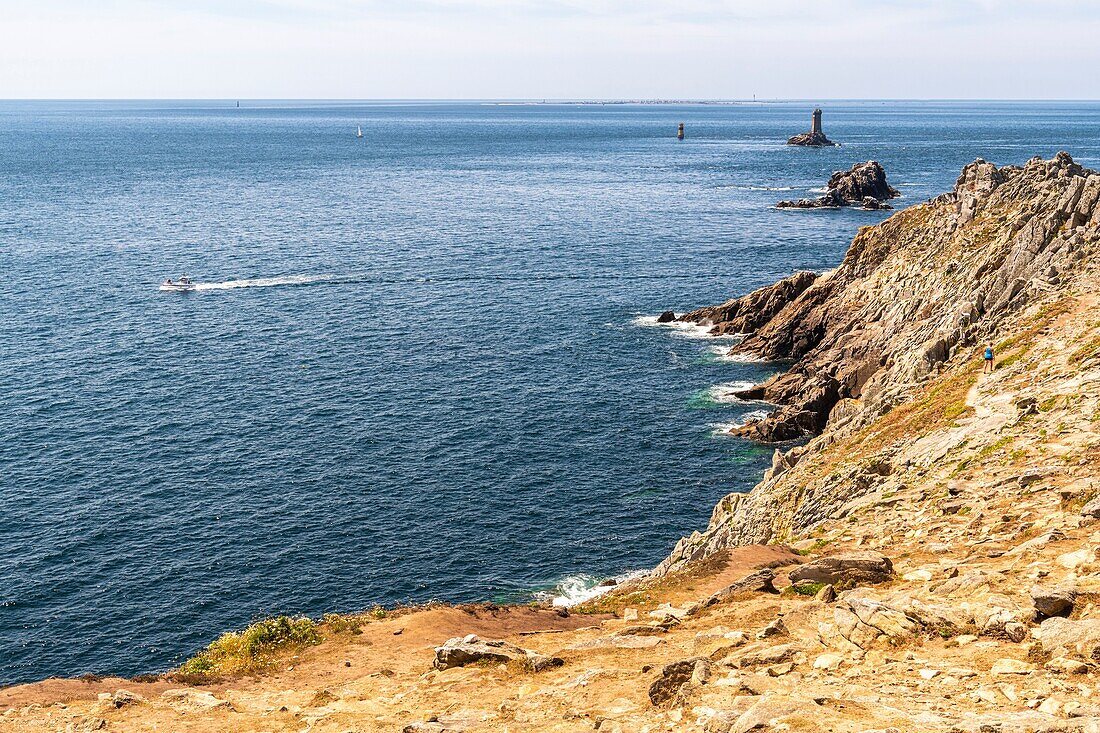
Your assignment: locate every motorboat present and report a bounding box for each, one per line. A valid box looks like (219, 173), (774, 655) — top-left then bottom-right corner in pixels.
(160, 275), (196, 292)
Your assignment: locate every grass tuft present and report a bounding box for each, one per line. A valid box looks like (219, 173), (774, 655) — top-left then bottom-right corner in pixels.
(176, 616), (322, 679)
(786, 581), (827, 597)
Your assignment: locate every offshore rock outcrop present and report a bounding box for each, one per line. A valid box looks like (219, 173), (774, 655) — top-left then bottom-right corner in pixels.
(657, 152), (1100, 574)
(777, 161), (899, 210)
(787, 130), (836, 147)
(787, 108), (837, 147)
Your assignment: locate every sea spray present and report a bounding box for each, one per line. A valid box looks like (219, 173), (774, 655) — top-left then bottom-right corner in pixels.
(537, 570), (648, 607)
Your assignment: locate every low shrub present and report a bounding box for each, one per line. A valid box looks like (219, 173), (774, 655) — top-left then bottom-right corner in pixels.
(176, 616), (322, 679)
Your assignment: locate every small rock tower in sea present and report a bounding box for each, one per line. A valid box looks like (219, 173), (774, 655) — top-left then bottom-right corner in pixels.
(787, 108), (838, 147)
(677, 122), (685, 140)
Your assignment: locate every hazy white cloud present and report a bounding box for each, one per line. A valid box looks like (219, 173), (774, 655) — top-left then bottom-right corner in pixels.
(0, 0), (1097, 98)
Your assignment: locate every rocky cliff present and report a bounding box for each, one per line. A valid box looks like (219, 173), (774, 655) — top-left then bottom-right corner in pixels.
(660, 152), (1100, 573)
(10, 154), (1100, 733)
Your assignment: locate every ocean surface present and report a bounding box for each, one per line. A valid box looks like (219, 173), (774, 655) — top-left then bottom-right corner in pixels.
(2, 100), (1099, 685)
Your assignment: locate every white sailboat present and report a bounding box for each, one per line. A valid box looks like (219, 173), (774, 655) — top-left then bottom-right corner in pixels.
(356, 125), (363, 139)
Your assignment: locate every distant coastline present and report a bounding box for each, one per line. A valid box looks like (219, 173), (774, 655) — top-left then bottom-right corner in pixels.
(488, 99), (768, 106)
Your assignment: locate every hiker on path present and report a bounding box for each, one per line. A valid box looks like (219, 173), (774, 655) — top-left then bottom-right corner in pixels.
(984, 342), (995, 373)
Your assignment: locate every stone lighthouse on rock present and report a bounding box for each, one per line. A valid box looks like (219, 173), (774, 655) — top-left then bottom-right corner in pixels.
(788, 108), (837, 147)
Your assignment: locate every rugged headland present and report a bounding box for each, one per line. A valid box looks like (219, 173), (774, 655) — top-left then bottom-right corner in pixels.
(6, 153), (1100, 733)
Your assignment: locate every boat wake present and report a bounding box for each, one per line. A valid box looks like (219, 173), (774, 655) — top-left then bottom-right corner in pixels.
(168, 272), (744, 294)
(193, 274), (337, 291)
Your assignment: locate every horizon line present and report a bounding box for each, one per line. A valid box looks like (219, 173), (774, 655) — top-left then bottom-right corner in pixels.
(3, 97), (1100, 103)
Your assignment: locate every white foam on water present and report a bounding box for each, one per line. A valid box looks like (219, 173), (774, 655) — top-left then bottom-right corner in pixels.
(194, 274), (334, 291)
(707, 344), (765, 363)
(539, 570), (648, 607)
(708, 421), (741, 436)
(708, 381), (759, 404)
(633, 315), (742, 341)
(708, 409), (772, 436)
(741, 408), (771, 423)
(808, 186), (829, 193)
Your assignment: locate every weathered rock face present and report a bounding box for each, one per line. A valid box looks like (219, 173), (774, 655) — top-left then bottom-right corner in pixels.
(828, 161), (899, 204)
(730, 153), (1094, 444)
(679, 271), (818, 336)
(788, 552), (894, 587)
(656, 152), (1100, 574)
(777, 161), (899, 209)
(1031, 584), (1076, 618)
(647, 657), (712, 705)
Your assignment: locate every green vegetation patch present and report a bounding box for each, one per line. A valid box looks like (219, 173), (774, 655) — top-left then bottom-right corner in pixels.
(1075, 332), (1100, 365)
(786, 581), (827, 597)
(176, 615), (322, 679)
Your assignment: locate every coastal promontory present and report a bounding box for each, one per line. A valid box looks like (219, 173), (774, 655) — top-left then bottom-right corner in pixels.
(6, 153), (1100, 733)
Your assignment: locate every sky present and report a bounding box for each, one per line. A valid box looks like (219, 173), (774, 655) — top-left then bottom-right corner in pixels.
(1, 0), (1099, 99)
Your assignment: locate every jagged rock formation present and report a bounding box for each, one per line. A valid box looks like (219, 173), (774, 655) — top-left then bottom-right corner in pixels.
(737, 153), (1091, 443)
(656, 152), (1100, 574)
(679, 271), (818, 336)
(787, 108), (838, 147)
(777, 161), (899, 210)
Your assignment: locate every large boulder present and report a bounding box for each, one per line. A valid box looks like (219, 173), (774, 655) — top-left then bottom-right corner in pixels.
(1035, 617), (1100, 661)
(787, 551), (894, 587)
(161, 689), (234, 711)
(648, 657), (712, 706)
(832, 597), (920, 649)
(704, 568), (779, 606)
(1031, 584), (1077, 618)
(433, 634), (562, 672)
(727, 695), (823, 733)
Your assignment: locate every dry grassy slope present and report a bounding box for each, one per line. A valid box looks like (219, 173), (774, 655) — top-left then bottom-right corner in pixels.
(7, 156), (1100, 732)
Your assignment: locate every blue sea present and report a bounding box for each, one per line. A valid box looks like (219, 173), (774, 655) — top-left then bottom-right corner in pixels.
(2, 100), (1098, 685)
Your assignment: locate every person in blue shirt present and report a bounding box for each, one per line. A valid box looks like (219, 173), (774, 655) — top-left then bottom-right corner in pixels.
(984, 342), (994, 373)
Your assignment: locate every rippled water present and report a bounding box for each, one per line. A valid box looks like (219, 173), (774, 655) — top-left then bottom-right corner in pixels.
(2, 100), (1098, 684)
